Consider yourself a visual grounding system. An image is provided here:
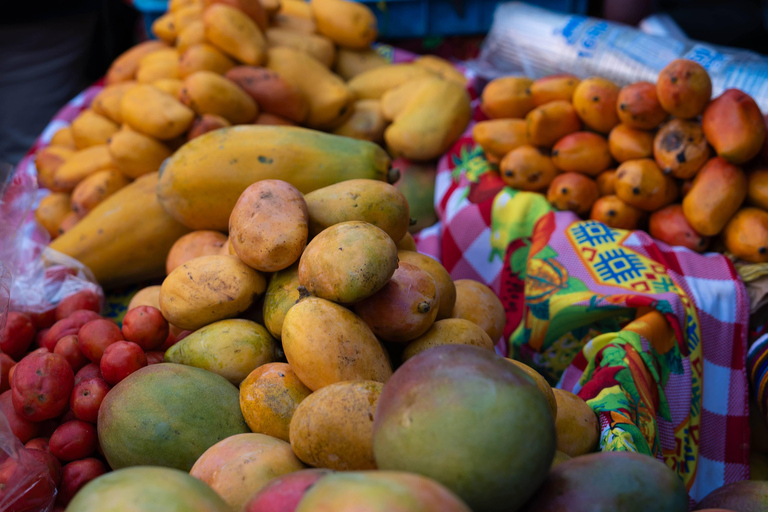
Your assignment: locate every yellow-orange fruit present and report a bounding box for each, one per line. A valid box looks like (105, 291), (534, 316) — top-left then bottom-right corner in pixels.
(652, 118), (710, 179)
(52, 145), (114, 192)
(608, 124), (654, 163)
(572, 77), (620, 134)
(530, 74), (580, 106)
(656, 59), (712, 119)
(58, 211), (80, 235)
(136, 48), (181, 83)
(35, 146), (75, 191)
(203, 0), (268, 31)
(120, 84), (195, 140)
(310, 0), (378, 50)
(590, 195), (645, 230)
(35, 193), (72, 239)
(91, 82), (137, 124)
(682, 157), (747, 236)
(186, 114), (232, 140)
(499, 145), (559, 192)
(595, 169), (617, 196)
(702, 88), (766, 165)
(265, 28), (336, 68)
(176, 20), (206, 53)
(649, 204), (709, 252)
(225, 66), (309, 124)
(166, 230), (229, 274)
(178, 43), (237, 78)
(481, 76), (535, 119)
(553, 389), (599, 457)
(505, 358), (557, 419)
(551, 131), (612, 176)
(203, 3), (267, 65)
(151, 12), (177, 44)
(255, 113), (297, 126)
(107, 129), (173, 179)
(615, 158), (677, 212)
(180, 70), (258, 124)
(546, 173), (600, 217)
(723, 207), (768, 263)
(451, 279), (506, 342)
(616, 81), (667, 130)
(526, 101), (582, 147)
(105, 40), (169, 85)
(70, 169), (131, 218)
(71, 110), (120, 149)
(748, 168), (768, 211)
(472, 119), (529, 160)
(50, 126), (77, 149)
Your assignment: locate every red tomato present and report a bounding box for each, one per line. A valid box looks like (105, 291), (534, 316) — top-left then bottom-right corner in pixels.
(77, 319), (123, 363)
(53, 334), (89, 372)
(56, 458), (106, 506)
(49, 420), (98, 462)
(100, 341), (147, 385)
(0, 390), (40, 443)
(11, 352), (74, 422)
(121, 306), (169, 351)
(0, 353), (15, 393)
(74, 363), (102, 386)
(70, 378), (110, 424)
(55, 290), (101, 321)
(41, 311), (101, 352)
(0, 312), (36, 360)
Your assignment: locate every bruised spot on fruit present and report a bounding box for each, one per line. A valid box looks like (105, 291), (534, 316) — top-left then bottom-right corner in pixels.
(561, 187), (568, 194)
(761, 247), (767, 255)
(660, 131), (682, 152)
(632, 187), (640, 195)
(607, 209), (616, 216)
(670, 76), (678, 84)
(592, 96), (599, 102)
(527, 172), (541, 183)
(619, 103), (627, 111)
(676, 152), (686, 163)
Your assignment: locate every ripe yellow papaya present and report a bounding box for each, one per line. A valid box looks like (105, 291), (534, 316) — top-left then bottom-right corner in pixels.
(49, 172), (191, 288)
(156, 125), (393, 230)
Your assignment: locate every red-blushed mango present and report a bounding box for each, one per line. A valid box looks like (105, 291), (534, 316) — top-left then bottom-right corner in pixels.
(615, 158), (677, 212)
(481, 76), (535, 119)
(225, 66), (309, 123)
(397, 250), (456, 320)
(373, 345), (555, 512)
(551, 131), (612, 176)
(608, 124), (653, 163)
(521, 451), (689, 512)
(203, 3), (267, 65)
(703, 88), (766, 165)
(239, 362), (311, 441)
(653, 118), (710, 179)
(552, 388), (599, 456)
(526, 100), (582, 147)
(616, 81), (667, 130)
(353, 262), (439, 343)
(530, 74), (580, 106)
(165, 230), (228, 274)
(693, 480), (768, 511)
(281, 296), (392, 390)
(402, 318), (494, 362)
(190, 433), (304, 511)
(547, 172), (599, 217)
(572, 77), (620, 133)
(749, 168), (768, 210)
(656, 59), (712, 119)
(723, 207), (768, 263)
(596, 169), (617, 196)
(243, 469), (333, 512)
(499, 145), (559, 192)
(590, 195), (644, 230)
(649, 204), (709, 252)
(105, 40), (170, 85)
(289, 380), (382, 470)
(682, 157), (747, 236)
(187, 113), (231, 140)
(180, 70), (259, 124)
(472, 119), (528, 160)
(451, 279), (506, 342)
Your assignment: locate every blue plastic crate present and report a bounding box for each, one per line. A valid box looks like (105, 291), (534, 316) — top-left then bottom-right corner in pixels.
(133, 0), (168, 37)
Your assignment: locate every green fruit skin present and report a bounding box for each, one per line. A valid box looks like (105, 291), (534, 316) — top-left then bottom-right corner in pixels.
(97, 363), (249, 471)
(373, 345), (555, 512)
(65, 466), (231, 512)
(165, 319), (277, 384)
(694, 480), (768, 511)
(522, 451), (689, 512)
(392, 159), (437, 233)
(262, 263), (301, 339)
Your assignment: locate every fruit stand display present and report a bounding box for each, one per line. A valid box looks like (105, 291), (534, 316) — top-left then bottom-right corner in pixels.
(1, 0), (767, 511)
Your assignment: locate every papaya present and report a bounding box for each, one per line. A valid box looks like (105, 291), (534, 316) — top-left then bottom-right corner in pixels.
(656, 59), (712, 119)
(472, 119), (529, 160)
(392, 158), (437, 233)
(266, 46), (354, 129)
(653, 118), (709, 179)
(52, 145), (114, 192)
(35, 193), (72, 239)
(385, 78), (471, 161)
(121, 84), (195, 140)
(572, 77), (620, 133)
(682, 157), (747, 236)
(311, 0), (377, 49)
(481, 76), (535, 119)
(526, 101), (582, 147)
(105, 40), (169, 85)
(530, 74), (580, 106)
(413, 55), (467, 86)
(49, 172), (191, 288)
(71, 169), (131, 218)
(551, 131), (612, 176)
(347, 64), (434, 100)
(71, 110), (120, 149)
(165, 319), (277, 384)
(608, 124), (654, 163)
(334, 47), (388, 80)
(723, 207), (768, 263)
(282, 296), (393, 390)
(91, 82), (137, 124)
(702, 88), (766, 165)
(203, 3), (267, 65)
(65, 467), (231, 512)
(616, 81), (667, 130)
(180, 70), (258, 124)
(97, 363), (249, 471)
(107, 129), (173, 179)
(225, 66), (309, 123)
(304, 179), (410, 241)
(332, 99), (387, 142)
(136, 48), (181, 83)
(265, 28), (336, 67)
(178, 43), (236, 78)
(156, 125), (391, 230)
(546, 172), (599, 217)
(649, 204), (709, 252)
(262, 263), (301, 339)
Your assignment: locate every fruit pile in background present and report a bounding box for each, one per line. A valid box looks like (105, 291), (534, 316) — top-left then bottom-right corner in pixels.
(475, 59), (768, 262)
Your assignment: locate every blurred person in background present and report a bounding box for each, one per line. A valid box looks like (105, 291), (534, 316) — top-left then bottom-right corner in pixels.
(1, 0), (138, 167)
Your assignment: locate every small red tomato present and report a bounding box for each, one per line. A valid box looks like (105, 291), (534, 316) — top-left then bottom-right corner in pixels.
(100, 341), (147, 385)
(56, 458), (106, 506)
(70, 378), (110, 424)
(53, 334), (89, 372)
(0, 390), (40, 443)
(41, 311), (101, 352)
(55, 290), (101, 321)
(25, 437), (51, 453)
(29, 309), (57, 330)
(122, 306), (169, 351)
(77, 319), (123, 363)
(74, 363), (102, 385)
(0, 353), (15, 393)
(0, 312), (36, 360)
(49, 420), (98, 462)
(145, 351), (165, 365)
(11, 352), (74, 422)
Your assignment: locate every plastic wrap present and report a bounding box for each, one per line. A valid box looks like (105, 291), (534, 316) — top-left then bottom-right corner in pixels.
(469, 2), (768, 112)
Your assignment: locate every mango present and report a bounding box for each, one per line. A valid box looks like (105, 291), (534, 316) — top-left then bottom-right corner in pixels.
(608, 124), (653, 163)
(71, 169), (131, 218)
(304, 179), (410, 242)
(203, 0), (268, 30)
(281, 296), (393, 390)
(552, 388), (599, 456)
(505, 358), (556, 419)
(723, 207), (768, 263)
(50, 125), (77, 149)
(656, 59), (712, 119)
(290, 380), (382, 470)
(451, 279), (506, 342)
(105, 40), (169, 85)
(682, 157), (747, 236)
(530, 74), (579, 106)
(159, 254), (267, 330)
(107, 129), (173, 179)
(551, 131), (612, 176)
(397, 232), (418, 251)
(694, 480), (768, 511)
(255, 112), (297, 126)
(311, 0), (377, 50)
(271, 12), (318, 34)
(262, 264), (301, 338)
(547, 172), (599, 217)
(52, 145), (114, 192)
(590, 195), (644, 230)
(265, 28), (336, 68)
(526, 100), (582, 147)
(203, 3), (267, 65)
(121, 84), (195, 140)
(653, 118), (710, 179)
(481, 76), (535, 119)
(136, 48), (181, 83)
(166, 230), (228, 274)
(392, 159), (438, 233)
(649, 204), (709, 252)
(226, 66), (308, 123)
(91, 82), (137, 124)
(551, 450), (571, 468)
(152, 78), (184, 98)
(615, 158), (677, 212)
(596, 169), (617, 196)
(58, 211), (80, 234)
(348, 64), (434, 100)
(35, 193), (72, 239)
(749, 168), (768, 210)
(173, 4), (203, 32)
(373, 345), (555, 512)
(332, 99), (387, 142)
(239, 362), (311, 441)
(379, 76), (437, 121)
(299, 221), (398, 303)
(243, 469), (333, 512)
(71, 110), (120, 149)
(522, 451), (689, 512)
(397, 250), (455, 320)
(616, 81), (667, 130)
(413, 55), (467, 86)
(703, 88), (766, 165)
(334, 48), (388, 80)
(267, 46), (354, 129)
(180, 70), (258, 124)
(499, 145), (559, 192)
(176, 20), (206, 53)
(178, 44), (236, 78)
(572, 77), (620, 133)
(150, 12), (177, 44)
(472, 118), (528, 160)
(352, 262), (439, 343)
(403, 318), (494, 362)
(35, 146), (75, 190)
(280, 0), (313, 19)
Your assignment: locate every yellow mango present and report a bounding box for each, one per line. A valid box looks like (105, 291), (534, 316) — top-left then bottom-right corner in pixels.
(35, 193), (72, 239)
(265, 28), (336, 68)
(334, 47), (387, 80)
(71, 110), (119, 149)
(413, 55), (466, 86)
(91, 82), (137, 124)
(178, 43), (236, 78)
(52, 145), (114, 192)
(203, 3), (267, 65)
(176, 20), (206, 53)
(105, 40), (169, 85)
(180, 70), (258, 124)
(107, 129), (173, 179)
(151, 12), (177, 44)
(380, 76), (438, 121)
(348, 63), (433, 100)
(310, 0), (377, 50)
(136, 48), (181, 83)
(331, 99), (387, 142)
(71, 169), (131, 217)
(121, 84), (195, 140)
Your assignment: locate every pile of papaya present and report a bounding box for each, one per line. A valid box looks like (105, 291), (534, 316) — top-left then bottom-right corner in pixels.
(476, 59), (768, 262)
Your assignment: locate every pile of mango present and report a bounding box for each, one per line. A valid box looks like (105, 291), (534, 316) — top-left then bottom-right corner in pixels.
(475, 59), (768, 262)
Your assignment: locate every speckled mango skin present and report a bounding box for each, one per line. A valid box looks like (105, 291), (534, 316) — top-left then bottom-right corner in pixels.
(396, 250), (455, 320)
(164, 318), (277, 384)
(402, 318), (494, 362)
(282, 296), (392, 391)
(298, 221), (398, 304)
(262, 264), (302, 339)
(289, 380), (383, 470)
